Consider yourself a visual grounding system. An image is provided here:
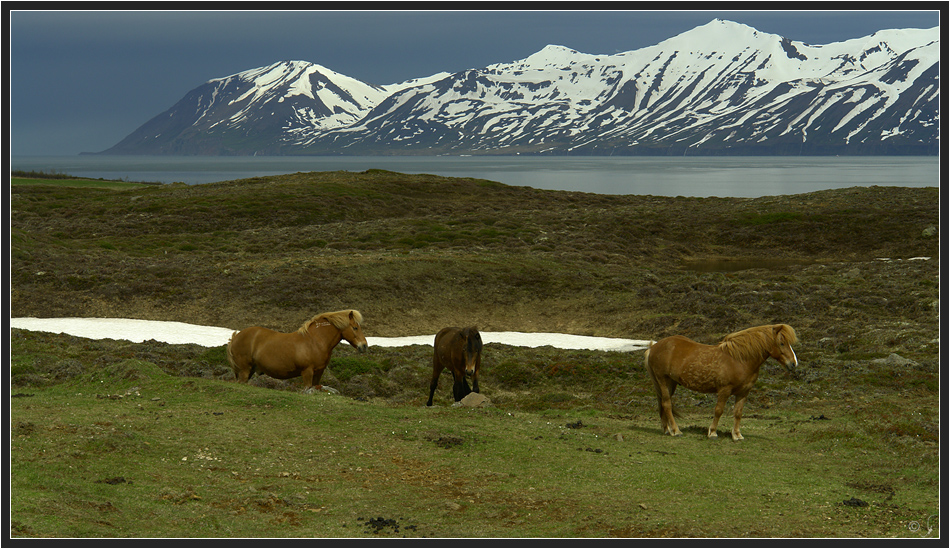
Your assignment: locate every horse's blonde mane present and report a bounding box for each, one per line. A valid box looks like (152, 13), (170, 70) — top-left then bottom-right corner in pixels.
(298, 310), (363, 334)
(718, 324), (796, 363)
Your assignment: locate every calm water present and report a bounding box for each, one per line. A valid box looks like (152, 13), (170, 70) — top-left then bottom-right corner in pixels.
(10, 155), (939, 198)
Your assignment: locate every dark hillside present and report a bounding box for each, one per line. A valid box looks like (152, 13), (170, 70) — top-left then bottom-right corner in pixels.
(11, 171), (938, 345)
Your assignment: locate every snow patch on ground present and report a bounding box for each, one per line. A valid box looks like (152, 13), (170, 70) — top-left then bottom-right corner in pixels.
(10, 318), (651, 352)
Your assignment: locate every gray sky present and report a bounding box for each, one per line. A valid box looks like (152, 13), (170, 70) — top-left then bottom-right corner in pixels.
(9, 9), (940, 156)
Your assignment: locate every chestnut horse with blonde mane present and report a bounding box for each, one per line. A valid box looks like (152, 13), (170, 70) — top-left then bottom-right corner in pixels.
(227, 310), (368, 393)
(644, 324), (798, 441)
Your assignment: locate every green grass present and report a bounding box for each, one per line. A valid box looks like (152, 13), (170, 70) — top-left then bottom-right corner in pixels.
(9, 329), (941, 539)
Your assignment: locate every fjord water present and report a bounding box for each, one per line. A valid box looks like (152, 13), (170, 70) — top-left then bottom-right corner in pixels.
(10, 155), (938, 198)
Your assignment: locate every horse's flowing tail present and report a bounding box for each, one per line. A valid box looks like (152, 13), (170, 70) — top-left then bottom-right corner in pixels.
(644, 342), (663, 420)
(226, 331), (238, 376)
(644, 340), (681, 420)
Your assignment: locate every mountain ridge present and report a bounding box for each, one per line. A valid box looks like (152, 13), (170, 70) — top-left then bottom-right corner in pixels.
(97, 19), (939, 156)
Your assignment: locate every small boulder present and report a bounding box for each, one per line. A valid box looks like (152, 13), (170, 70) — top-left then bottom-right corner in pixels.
(871, 353), (918, 367)
(458, 393), (491, 407)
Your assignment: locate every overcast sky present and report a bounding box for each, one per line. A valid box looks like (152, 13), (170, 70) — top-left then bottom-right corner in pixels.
(9, 9), (940, 156)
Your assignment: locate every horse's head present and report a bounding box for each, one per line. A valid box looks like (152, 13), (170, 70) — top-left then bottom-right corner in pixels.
(770, 324), (798, 374)
(341, 310), (368, 353)
(461, 327), (482, 377)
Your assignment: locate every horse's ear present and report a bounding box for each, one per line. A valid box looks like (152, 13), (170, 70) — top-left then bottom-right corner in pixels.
(774, 324), (793, 343)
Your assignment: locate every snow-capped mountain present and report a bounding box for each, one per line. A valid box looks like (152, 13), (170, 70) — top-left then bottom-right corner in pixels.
(101, 60), (448, 155)
(99, 19), (939, 156)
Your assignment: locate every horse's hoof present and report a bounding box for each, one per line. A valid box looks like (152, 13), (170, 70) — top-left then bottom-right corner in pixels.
(732, 434), (744, 441)
(708, 432), (718, 438)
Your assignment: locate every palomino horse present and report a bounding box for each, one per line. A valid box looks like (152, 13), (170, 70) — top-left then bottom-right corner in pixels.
(227, 310), (368, 393)
(644, 324), (798, 441)
(427, 327), (482, 406)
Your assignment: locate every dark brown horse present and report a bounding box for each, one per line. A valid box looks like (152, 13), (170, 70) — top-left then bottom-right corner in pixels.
(644, 324), (798, 441)
(427, 327), (482, 406)
(227, 310), (368, 393)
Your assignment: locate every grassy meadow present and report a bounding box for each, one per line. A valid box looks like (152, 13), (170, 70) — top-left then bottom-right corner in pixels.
(9, 170), (941, 538)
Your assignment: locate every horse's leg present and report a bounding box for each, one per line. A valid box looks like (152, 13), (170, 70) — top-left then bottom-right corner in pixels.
(299, 366), (330, 394)
(708, 389), (731, 438)
(471, 365), (480, 394)
(311, 366), (326, 391)
(659, 379), (681, 436)
(228, 351), (252, 383)
(731, 390), (750, 441)
(301, 367), (316, 394)
(427, 360), (444, 407)
(308, 367), (337, 393)
(235, 360), (253, 383)
(452, 372), (471, 402)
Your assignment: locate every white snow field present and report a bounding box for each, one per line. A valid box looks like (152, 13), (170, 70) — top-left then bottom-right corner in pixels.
(10, 317), (651, 352)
